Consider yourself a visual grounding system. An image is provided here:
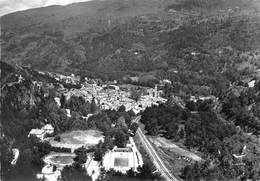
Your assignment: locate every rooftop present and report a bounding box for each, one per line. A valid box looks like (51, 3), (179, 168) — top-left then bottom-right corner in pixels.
(29, 129), (45, 135)
(42, 124), (54, 130)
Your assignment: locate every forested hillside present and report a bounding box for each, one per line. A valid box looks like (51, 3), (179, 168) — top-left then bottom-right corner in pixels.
(1, 1), (260, 180)
(1, 0), (259, 84)
(140, 97), (260, 180)
(0, 62), (139, 180)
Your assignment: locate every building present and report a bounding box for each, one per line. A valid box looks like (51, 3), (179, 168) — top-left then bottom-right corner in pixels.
(66, 109), (71, 117)
(103, 137), (143, 173)
(42, 124), (54, 134)
(132, 107), (141, 115)
(11, 149), (19, 165)
(54, 97), (61, 107)
(107, 85), (120, 91)
(18, 74), (24, 83)
(101, 104), (110, 110)
(28, 129), (46, 140)
(138, 16), (162, 26)
(29, 124), (54, 140)
(82, 114), (94, 120)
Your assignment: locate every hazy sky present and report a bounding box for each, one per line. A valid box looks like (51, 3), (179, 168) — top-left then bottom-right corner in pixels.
(0, 0), (93, 16)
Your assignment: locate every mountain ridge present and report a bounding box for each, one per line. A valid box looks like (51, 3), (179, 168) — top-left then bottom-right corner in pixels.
(1, 0), (259, 83)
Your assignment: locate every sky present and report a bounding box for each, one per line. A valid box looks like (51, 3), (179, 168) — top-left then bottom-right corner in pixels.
(0, 0), (93, 16)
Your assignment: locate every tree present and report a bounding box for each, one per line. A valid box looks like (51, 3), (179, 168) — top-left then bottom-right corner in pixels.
(114, 130), (127, 148)
(136, 163), (155, 180)
(146, 117), (159, 136)
(164, 83), (173, 98)
(61, 162), (92, 181)
(74, 146), (88, 164)
(80, 75), (86, 83)
(88, 112), (111, 134)
(60, 94), (66, 109)
(179, 127), (185, 139)
(181, 163), (202, 181)
(94, 141), (104, 161)
(0, 143), (14, 180)
(102, 136), (114, 150)
(164, 122), (178, 139)
(130, 90), (141, 102)
(34, 141), (52, 158)
(130, 122), (139, 134)
(13, 149), (36, 181)
(54, 135), (61, 142)
(128, 109), (136, 117)
(117, 105), (126, 113)
(97, 168), (129, 181)
(90, 97), (97, 114)
(186, 100), (197, 111)
(96, 167), (107, 181)
(116, 116), (127, 129)
(48, 87), (58, 98)
(197, 99), (213, 112)
(53, 165), (57, 172)
(126, 168), (135, 178)
(117, 112), (131, 128)
(71, 117), (88, 131)
(94, 148), (104, 162)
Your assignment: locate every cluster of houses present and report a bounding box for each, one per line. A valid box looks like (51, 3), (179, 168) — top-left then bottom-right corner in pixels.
(45, 72), (81, 85)
(189, 95), (218, 103)
(61, 80), (168, 115)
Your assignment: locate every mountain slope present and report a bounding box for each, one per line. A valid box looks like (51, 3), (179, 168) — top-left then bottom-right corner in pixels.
(166, 0), (254, 10)
(183, 0), (249, 9)
(1, 0), (173, 35)
(1, 0), (259, 80)
(1, 0), (175, 73)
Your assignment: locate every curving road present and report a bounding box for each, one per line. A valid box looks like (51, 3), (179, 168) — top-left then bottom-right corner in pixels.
(133, 116), (180, 181)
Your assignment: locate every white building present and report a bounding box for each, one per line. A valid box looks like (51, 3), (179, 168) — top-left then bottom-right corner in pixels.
(162, 79), (172, 84)
(37, 164), (61, 181)
(54, 97), (61, 107)
(18, 74), (24, 83)
(101, 104), (110, 110)
(11, 149), (19, 165)
(29, 124), (54, 140)
(103, 137), (143, 173)
(66, 109), (71, 117)
(42, 124), (54, 134)
(248, 80), (256, 88)
(28, 129), (46, 140)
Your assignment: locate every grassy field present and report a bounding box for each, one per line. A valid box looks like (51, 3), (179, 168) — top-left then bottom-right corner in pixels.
(236, 61), (257, 71)
(151, 137), (203, 162)
(156, 146), (188, 177)
(49, 130), (104, 150)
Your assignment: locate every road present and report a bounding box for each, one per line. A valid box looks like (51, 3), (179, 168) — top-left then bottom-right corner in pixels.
(133, 116), (180, 181)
